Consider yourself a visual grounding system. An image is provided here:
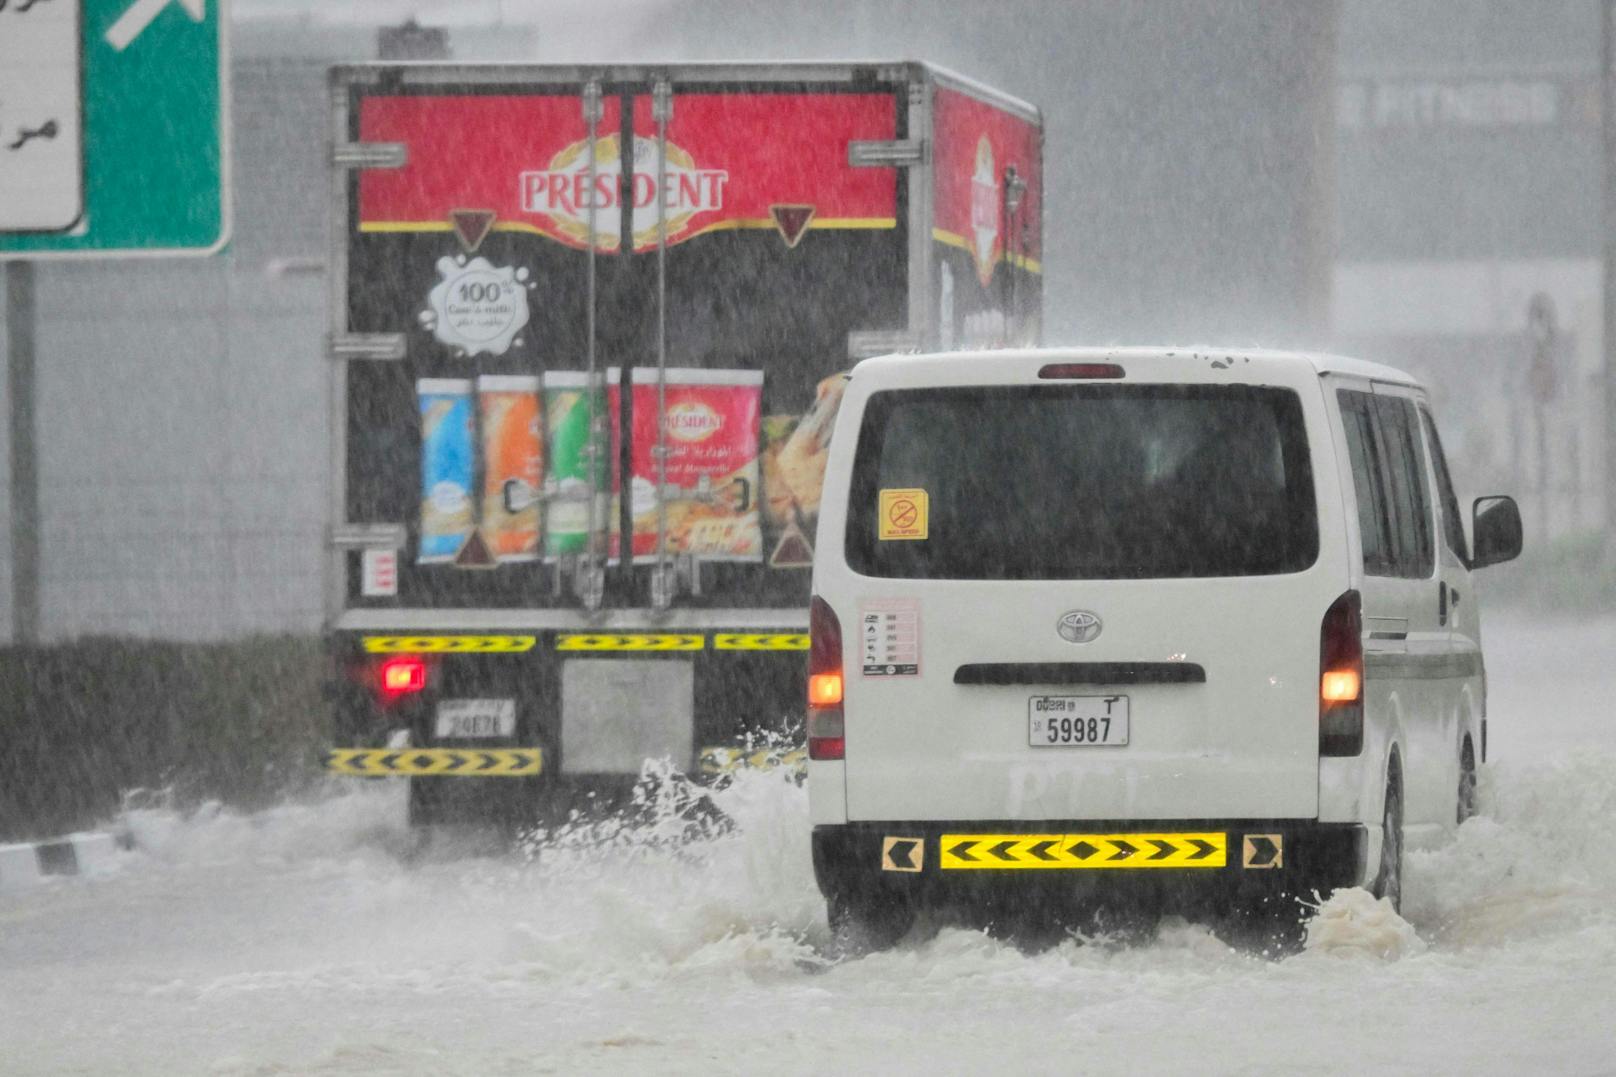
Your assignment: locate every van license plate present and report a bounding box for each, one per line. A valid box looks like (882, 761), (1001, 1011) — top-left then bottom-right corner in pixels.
(435, 699), (516, 739)
(1028, 695), (1129, 747)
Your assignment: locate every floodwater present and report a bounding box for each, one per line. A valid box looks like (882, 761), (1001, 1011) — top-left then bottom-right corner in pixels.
(1, 608), (1614, 1075)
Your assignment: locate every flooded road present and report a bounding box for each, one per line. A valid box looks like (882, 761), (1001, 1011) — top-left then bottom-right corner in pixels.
(2, 608), (1614, 1075)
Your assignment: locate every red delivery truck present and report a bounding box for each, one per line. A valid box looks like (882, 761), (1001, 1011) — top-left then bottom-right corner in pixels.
(323, 61), (1044, 827)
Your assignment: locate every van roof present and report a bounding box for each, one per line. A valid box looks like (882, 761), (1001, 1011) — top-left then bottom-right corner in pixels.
(853, 346), (1422, 390)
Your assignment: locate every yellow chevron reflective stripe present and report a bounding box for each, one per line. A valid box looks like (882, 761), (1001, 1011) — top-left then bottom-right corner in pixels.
(361, 636), (536, 654)
(556, 634), (704, 651)
(713, 633), (810, 651)
(325, 748), (543, 777)
(362, 633), (807, 653)
(697, 745), (807, 776)
(939, 832), (1227, 870)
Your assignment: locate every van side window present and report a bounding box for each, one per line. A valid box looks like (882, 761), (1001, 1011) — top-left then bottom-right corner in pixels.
(1375, 395), (1435, 579)
(1419, 407), (1469, 565)
(1338, 390), (1395, 576)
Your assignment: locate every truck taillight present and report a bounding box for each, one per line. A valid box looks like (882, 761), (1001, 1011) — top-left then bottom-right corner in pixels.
(1320, 590), (1363, 756)
(379, 655), (427, 698)
(808, 596), (844, 761)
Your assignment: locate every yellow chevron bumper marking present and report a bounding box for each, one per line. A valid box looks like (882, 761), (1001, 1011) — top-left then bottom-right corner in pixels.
(361, 635), (536, 654)
(697, 745), (807, 776)
(556, 634), (704, 651)
(939, 832), (1227, 870)
(712, 633), (810, 651)
(325, 748), (543, 777)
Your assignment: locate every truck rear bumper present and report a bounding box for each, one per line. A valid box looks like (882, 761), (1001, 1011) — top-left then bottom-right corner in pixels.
(813, 820), (1367, 914)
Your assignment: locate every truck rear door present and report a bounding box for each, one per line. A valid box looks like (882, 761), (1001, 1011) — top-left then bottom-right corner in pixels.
(338, 68), (912, 614)
(331, 65), (932, 783)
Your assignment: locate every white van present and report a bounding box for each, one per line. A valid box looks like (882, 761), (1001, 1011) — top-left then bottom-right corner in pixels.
(807, 348), (1522, 943)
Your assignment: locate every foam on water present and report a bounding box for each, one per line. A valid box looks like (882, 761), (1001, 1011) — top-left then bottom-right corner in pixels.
(103, 744), (1616, 985)
(12, 746), (1616, 1074)
(1401, 750), (1616, 949)
(11, 611), (1615, 1072)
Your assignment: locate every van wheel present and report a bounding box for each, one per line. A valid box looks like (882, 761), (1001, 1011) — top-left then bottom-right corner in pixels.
(828, 893), (915, 954)
(1457, 740), (1478, 825)
(1374, 771), (1404, 913)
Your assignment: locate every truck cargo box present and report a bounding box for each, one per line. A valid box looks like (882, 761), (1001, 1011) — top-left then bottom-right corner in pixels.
(324, 61), (1043, 823)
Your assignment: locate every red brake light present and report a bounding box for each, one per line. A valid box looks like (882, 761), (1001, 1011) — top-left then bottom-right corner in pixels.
(808, 596), (844, 761)
(1320, 591), (1363, 756)
(380, 655), (426, 697)
(1038, 362), (1125, 380)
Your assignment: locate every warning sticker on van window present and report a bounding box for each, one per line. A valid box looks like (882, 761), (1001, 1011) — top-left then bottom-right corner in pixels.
(861, 598), (920, 676)
(878, 488), (929, 540)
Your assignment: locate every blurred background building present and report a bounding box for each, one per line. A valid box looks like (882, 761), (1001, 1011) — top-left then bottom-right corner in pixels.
(0, 0), (1603, 640)
(1334, 0), (1602, 537)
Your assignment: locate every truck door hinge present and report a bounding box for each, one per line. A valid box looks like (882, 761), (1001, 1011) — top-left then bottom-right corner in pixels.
(330, 523), (406, 550)
(332, 142), (407, 170)
(848, 329), (922, 360)
(849, 139), (927, 168)
(328, 333), (407, 361)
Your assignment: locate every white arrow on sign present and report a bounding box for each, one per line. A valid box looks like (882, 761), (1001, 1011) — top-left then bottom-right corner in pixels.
(104, 0), (204, 52)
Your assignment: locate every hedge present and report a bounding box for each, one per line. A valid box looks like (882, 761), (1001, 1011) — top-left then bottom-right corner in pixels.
(0, 635), (327, 842)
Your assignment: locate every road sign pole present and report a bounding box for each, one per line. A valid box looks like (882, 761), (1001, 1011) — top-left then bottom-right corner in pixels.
(1603, 0), (1616, 545)
(7, 262), (40, 644)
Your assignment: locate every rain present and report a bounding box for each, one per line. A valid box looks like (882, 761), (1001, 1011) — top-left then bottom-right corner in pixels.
(2, 1), (1615, 1073)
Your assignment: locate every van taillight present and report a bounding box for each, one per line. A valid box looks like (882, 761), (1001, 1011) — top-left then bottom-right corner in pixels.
(1320, 590), (1363, 756)
(808, 596), (845, 761)
(379, 655), (427, 698)
(808, 672), (843, 706)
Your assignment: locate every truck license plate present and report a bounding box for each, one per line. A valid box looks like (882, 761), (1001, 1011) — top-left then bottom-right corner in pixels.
(1028, 695), (1129, 747)
(435, 699), (516, 739)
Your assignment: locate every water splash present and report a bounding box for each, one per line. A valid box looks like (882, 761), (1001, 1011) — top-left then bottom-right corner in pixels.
(1300, 888), (1426, 960)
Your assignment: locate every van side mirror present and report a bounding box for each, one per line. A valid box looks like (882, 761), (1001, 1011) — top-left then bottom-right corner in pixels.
(1470, 495), (1522, 569)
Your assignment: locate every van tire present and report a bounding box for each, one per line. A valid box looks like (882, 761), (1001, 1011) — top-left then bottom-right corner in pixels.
(827, 893), (914, 953)
(1457, 739), (1478, 825)
(1374, 769), (1404, 912)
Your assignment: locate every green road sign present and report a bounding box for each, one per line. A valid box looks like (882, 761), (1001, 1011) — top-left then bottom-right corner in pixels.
(0, 0), (228, 258)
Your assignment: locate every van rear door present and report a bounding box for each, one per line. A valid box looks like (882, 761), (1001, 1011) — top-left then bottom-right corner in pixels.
(834, 376), (1343, 822)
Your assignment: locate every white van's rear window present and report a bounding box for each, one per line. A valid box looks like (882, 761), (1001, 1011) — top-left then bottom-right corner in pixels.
(846, 384), (1318, 579)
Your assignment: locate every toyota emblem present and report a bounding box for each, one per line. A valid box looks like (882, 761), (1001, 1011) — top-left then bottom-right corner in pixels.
(1057, 610), (1102, 643)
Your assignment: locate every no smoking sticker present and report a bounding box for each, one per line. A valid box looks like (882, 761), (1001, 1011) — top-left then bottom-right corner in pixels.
(879, 488), (929, 541)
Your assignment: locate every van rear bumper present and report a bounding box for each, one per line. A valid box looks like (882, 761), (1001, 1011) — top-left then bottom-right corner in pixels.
(813, 821), (1367, 912)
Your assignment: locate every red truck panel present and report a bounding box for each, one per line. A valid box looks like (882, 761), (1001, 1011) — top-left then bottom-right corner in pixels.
(359, 92), (898, 253)
(932, 85), (1043, 285)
